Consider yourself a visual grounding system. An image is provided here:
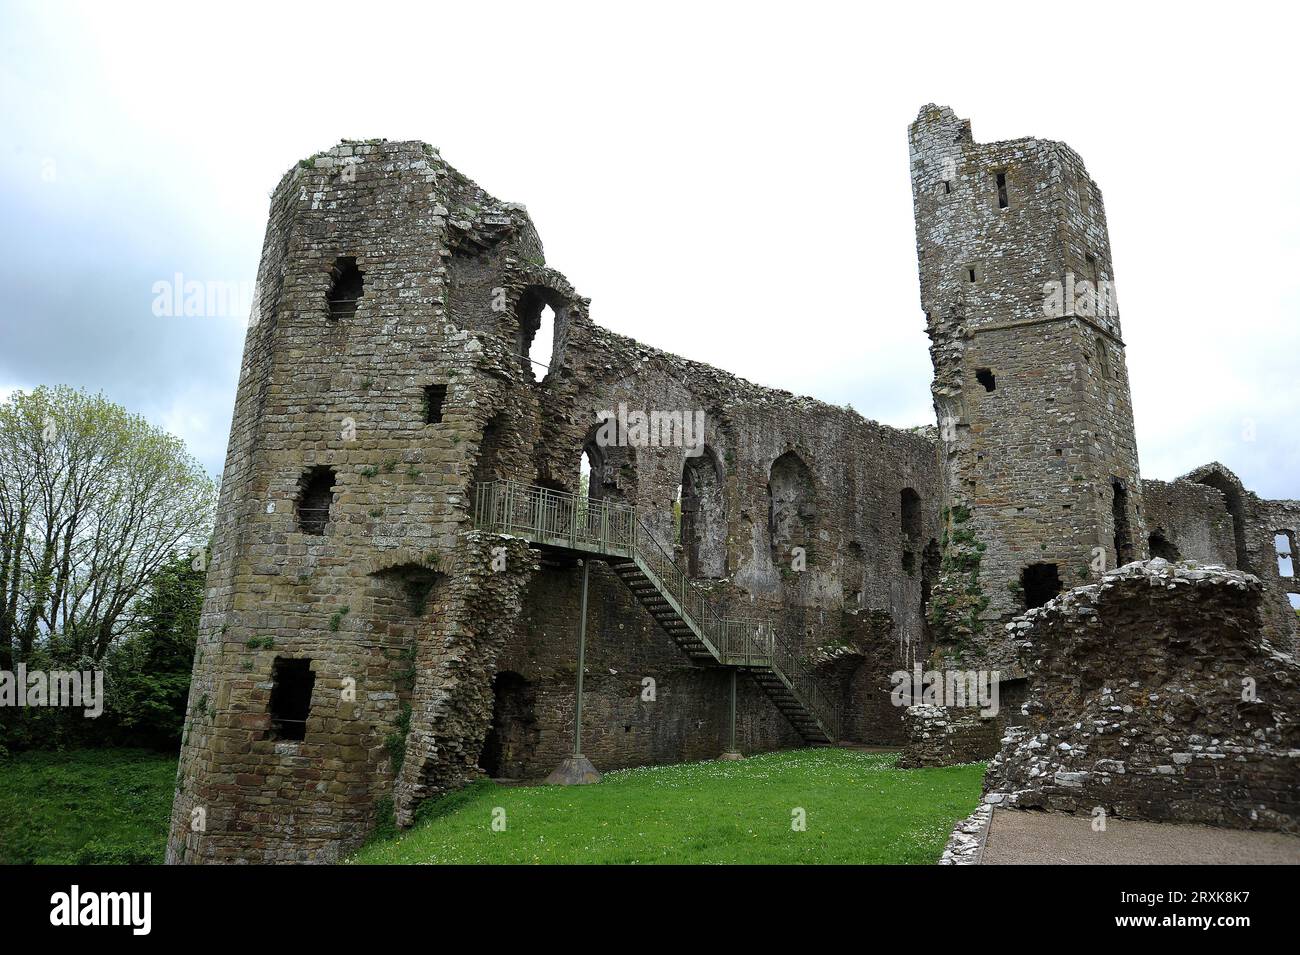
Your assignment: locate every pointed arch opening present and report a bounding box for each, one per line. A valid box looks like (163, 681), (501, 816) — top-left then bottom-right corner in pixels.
(769, 451), (816, 565)
(681, 449), (726, 579)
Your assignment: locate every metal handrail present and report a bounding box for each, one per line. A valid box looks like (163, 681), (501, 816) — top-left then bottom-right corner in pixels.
(472, 479), (840, 739)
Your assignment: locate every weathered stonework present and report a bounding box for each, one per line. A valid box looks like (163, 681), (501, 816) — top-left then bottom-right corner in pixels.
(910, 105), (1144, 669)
(897, 704), (1001, 769)
(1145, 465), (1300, 653)
(167, 109), (1298, 863)
(167, 136), (939, 864)
(984, 559), (1300, 832)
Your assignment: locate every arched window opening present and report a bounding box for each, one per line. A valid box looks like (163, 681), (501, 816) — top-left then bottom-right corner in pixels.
(1149, 529), (1180, 561)
(372, 563), (444, 618)
(1193, 471), (1250, 572)
(527, 305), (555, 381)
(326, 256), (364, 320)
(580, 428), (633, 505)
(681, 450), (726, 579)
(297, 466), (336, 535)
(769, 451), (816, 565)
(1276, 532), (1296, 578)
(1094, 339), (1112, 381)
(579, 449), (594, 499)
(516, 287), (562, 382)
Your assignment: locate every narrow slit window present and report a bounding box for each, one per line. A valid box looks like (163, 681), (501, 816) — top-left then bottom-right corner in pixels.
(967, 267), (978, 283)
(996, 171), (1009, 209)
(975, 368), (996, 392)
(1094, 340), (1112, 380)
(943, 180), (951, 194)
(423, 384), (447, 424)
(901, 488), (922, 538)
(268, 657), (315, 741)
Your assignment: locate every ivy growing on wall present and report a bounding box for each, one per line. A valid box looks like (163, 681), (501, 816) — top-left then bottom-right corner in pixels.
(925, 504), (990, 661)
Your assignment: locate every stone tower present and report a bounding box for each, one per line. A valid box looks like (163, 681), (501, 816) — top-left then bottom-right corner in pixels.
(908, 105), (1145, 662)
(165, 140), (565, 862)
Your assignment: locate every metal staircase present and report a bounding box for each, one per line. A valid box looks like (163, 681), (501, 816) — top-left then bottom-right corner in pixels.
(472, 480), (840, 744)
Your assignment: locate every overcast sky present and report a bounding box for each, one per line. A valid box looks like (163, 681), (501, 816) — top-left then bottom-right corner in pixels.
(1, 1), (1296, 499)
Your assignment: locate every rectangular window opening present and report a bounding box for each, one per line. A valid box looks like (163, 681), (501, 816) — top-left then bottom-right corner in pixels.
(423, 383), (447, 424)
(269, 657), (315, 742)
(297, 466), (336, 536)
(996, 171), (1009, 209)
(1021, 563), (1062, 609)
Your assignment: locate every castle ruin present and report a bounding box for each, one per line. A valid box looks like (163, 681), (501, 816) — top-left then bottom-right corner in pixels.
(166, 106), (1300, 863)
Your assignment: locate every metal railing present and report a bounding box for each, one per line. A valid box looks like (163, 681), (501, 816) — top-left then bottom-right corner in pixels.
(472, 479), (840, 740)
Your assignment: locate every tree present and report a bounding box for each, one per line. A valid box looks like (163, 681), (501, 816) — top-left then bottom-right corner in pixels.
(105, 555), (207, 747)
(0, 387), (217, 667)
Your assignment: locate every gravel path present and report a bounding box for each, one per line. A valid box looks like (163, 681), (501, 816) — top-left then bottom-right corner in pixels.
(981, 808), (1300, 865)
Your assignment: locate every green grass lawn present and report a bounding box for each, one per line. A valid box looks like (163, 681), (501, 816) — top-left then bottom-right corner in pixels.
(352, 749), (985, 865)
(0, 748), (177, 864)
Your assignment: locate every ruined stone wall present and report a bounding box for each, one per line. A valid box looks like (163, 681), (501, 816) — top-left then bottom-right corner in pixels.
(1258, 498), (1300, 652)
(909, 106), (1145, 669)
(167, 141), (555, 863)
(170, 138), (943, 862)
(984, 560), (1300, 833)
(897, 705), (1001, 769)
(524, 298), (943, 745)
(493, 562), (802, 775)
(1141, 478), (1238, 568)
(1146, 464), (1299, 652)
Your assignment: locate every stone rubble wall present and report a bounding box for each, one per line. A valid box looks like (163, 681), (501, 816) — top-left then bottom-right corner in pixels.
(392, 533), (536, 825)
(897, 704), (1001, 768)
(1146, 468), (1300, 653)
(983, 559), (1300, 833)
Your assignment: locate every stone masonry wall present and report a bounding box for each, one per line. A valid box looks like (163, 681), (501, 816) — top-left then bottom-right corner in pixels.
(493, 560), (802, 776)
(984, 559), (1300, 832)
(897, 704), (1001, 768)
(171, 111), (1297, 863)
(169, 136), (943, 862)
(1142, 478), (1238, 568)
(1145, 466), (1300, 653)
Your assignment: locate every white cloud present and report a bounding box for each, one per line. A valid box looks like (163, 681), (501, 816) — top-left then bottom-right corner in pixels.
(1, 0), (1296, 496)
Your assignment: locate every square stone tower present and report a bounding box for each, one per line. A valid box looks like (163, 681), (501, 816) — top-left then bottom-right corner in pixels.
(909, 105), (1145, 662)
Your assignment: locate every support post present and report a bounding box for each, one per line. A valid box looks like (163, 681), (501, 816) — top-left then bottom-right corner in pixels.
(545, 559), (602, 785)
(573, 558), (588, 756)
(719, 667), (743, 761)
